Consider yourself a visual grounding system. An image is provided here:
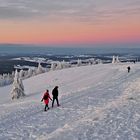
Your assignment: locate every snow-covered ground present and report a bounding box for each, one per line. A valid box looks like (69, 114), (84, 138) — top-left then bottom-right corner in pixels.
(0, 62), (140, 140)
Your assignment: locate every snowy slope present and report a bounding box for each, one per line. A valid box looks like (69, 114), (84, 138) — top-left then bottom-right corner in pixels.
(0, 63), (140, 140)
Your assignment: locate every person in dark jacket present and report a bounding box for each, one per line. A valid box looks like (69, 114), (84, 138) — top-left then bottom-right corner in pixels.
(41, 89), (52, 111)
(127, 66), (131, 73)
(52, 86), (60, 108)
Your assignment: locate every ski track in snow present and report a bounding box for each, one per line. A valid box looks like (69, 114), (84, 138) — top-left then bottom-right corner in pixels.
(0, 63), (140, 140)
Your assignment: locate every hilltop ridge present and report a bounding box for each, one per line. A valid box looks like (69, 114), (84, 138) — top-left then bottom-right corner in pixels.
(0, 63), (140, 139)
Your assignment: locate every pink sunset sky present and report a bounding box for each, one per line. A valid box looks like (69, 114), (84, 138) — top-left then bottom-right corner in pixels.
(0, 0), (140, 45)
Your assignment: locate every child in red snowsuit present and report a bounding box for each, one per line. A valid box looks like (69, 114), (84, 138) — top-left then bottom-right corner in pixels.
(41, 89), (52, 111)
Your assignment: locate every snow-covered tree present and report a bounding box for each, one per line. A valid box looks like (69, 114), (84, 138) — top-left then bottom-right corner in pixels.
(50, 62), (56, 70)
(19, 69), (24, 79)
(26, 68), (33, 78)
(56, 61), (63, 70)
(11, 71), (15, 77)
(112, 56), (120, 63)
(36, 63), (45, 74)
(88, 58), (96, 65)
(112, 56), (116, 63)
(11, 70), (25, 99)
(5, 73), (13, 85)
(0, 74), (4, 86)
(116, 56), (120, 63)
(15, 69), (19, 78)
(61, 60), (71, 68)
(0, 73), (14, 87)
(77, 59), (82, 66)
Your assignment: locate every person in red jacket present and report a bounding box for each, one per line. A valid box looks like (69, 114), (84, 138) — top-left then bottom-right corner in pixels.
(41, 89), (52, 111)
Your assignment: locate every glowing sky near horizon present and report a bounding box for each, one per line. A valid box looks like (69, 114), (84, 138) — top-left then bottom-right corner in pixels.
(0, 0), (140, 45)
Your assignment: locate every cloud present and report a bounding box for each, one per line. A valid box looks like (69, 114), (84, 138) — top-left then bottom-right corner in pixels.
(0, 6), (39, 19)
(0, 0), (139, 23)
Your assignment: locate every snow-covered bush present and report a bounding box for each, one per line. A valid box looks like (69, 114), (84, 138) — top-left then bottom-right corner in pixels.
(11, 70), (25, 99)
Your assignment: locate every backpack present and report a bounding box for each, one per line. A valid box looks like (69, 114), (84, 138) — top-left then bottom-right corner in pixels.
(43, 94), (48, 100)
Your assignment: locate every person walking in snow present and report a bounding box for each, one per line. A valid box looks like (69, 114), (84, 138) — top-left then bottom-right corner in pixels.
(127, 66), (131, 73)
(41, 89), (52, 111)
(52, 86), (60, 108)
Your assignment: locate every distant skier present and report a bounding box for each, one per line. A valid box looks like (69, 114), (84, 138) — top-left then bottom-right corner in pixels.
(52, 86), (60, 108)
(41, 89), (52, 111)
(127, 66), (131, 73)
